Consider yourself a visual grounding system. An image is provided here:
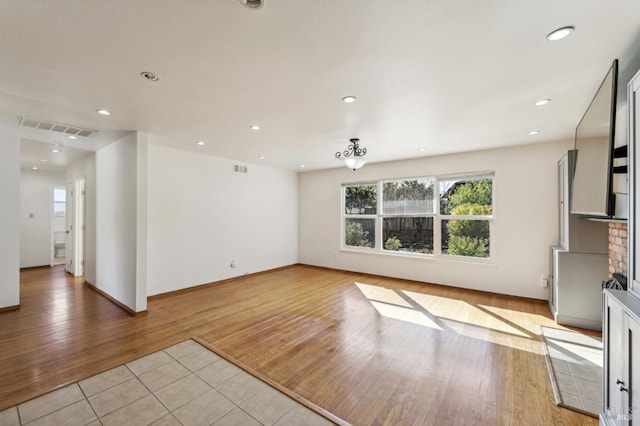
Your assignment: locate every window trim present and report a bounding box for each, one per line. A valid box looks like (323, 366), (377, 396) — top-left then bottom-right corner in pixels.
(341, 173), (495, 262)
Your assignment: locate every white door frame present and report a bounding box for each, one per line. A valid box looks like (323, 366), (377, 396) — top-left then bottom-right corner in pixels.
(64, 178), (86, 276)
(73, 178), (85, 277)
(65, 181), (74, 274)
(50, 184), (67, 267)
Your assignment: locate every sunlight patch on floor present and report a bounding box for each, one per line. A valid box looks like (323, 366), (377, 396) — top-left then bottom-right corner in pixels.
(437, 317), (544, 353)
(355, 282), (412, 308)
(402, 291), (529, 337)
(353, 282), (544, 353)
(369, 300), (442, 330)
(478, 304), (544, 335)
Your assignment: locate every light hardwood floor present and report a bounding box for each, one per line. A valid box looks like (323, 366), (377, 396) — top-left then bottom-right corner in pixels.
(1, 265), (598, 425)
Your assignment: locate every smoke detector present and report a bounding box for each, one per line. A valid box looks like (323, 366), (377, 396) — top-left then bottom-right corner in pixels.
(239, 0), (263, 10)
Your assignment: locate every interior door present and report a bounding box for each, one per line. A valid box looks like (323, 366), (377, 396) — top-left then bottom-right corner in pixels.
(65, 181), (74, 274)
(75, 178), (85, 277)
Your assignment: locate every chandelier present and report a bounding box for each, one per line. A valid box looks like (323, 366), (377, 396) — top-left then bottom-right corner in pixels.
(335, 138), (367, 170)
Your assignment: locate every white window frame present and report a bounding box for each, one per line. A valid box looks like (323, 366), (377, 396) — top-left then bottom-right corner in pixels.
(341, 173), (495, 262)
(53, 186), (66, 217)
(342, 183), (379, 251)
(380, 178), (436, 255)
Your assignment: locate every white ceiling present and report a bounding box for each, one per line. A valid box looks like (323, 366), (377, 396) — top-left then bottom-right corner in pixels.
(2, 0), (640, 172)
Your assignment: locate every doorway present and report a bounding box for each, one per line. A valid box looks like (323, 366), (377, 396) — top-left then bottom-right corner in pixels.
(72, 178), (85, 277)
(65, 181), (73, 274)
(51, 179), (85, 276)
(51, 185), (66, 266)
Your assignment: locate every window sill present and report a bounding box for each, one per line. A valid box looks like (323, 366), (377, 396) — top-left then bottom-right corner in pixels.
(339, 247), (496, 266)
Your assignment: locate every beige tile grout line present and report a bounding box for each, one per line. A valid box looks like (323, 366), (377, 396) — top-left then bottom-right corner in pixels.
(78, 379), (103, 425)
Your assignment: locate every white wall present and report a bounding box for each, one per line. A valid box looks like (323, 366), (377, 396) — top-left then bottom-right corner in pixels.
(67, 153), (96, 285)
(299, 141), (571, 299)
(146, 144), (299, 296)
(19, 169), (66, 268)
(96, 133), (141, 311)
(136, 132), (148, 312)
(0, 124), (20, 308)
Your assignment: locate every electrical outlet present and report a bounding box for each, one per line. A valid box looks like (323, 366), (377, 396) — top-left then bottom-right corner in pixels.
(541, 276), (548, 288)
(230, 260), (236, 268)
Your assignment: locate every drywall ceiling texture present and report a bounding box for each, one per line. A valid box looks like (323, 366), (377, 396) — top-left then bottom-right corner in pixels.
(298, 141), (571, 300)
(145, 144), (299, 296)
(2, 1), (640, 171)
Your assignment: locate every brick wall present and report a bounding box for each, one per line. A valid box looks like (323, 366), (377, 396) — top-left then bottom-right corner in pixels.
(608, 222), (628, 278)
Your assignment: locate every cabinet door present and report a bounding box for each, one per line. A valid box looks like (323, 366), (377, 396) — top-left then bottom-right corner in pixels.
(629, 316), (640, 423)
(558, 155), (569, 250)
(606, 300), (626, 420)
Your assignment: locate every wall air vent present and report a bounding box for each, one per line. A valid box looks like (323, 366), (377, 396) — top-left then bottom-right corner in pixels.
(17, 116), (97, 138)
(234, 164), (248, 173)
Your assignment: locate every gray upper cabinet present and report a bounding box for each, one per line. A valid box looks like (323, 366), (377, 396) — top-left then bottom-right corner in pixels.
(558, 151), (609, 254)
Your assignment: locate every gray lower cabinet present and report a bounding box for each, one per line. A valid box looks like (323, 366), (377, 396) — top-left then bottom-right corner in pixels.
(550, 247), (608, 331)
(601, 289), (640, 425)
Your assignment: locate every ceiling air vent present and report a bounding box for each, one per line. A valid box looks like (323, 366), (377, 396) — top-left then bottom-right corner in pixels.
(234, 164), (248, 173)
(17, 116), (97, 138)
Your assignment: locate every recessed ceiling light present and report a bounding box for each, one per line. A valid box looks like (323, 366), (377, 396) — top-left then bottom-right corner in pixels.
(96, 109), (111, 116)
(196, 140), (205, 146)
(300, 164), (305, 168)
(546, 26), (574, 41)
(257, 155), (265, 160)
(51, 146), (62, 153)
(342, 96), (356, 103)
(418, 147), (426, 152)
(140, 71), (159, 82)
(67, 135), (78, 140)
(31, 166), (38, 170)
(250, 125), (260, 130)
(529, 130), (540, 135)
(535, 99), (551, 106)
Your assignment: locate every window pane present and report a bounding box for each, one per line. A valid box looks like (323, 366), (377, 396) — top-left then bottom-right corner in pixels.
(345, 218), (375, 248)
(345, 185), (377, 215)
(382, 179), (434, 214)
(53, 202), (66, 215)
(442, 219), (490, 258)
(53, 188), (66, 203)
(383, 217), (433, 254)
(439, 178), (492, 215)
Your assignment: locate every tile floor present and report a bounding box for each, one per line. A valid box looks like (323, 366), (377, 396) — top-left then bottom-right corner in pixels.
(542, 326), (602, 416)
(0, 339), (336, 426)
